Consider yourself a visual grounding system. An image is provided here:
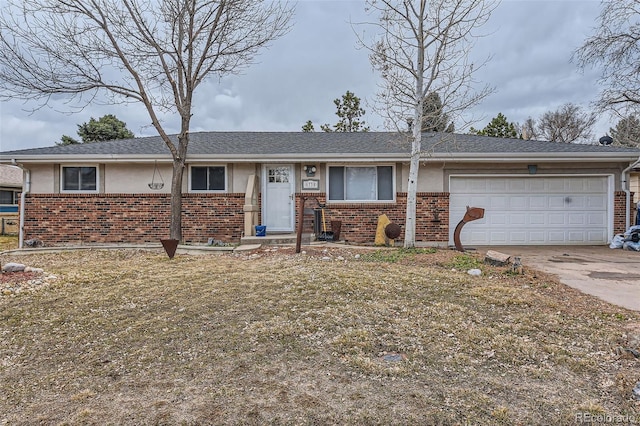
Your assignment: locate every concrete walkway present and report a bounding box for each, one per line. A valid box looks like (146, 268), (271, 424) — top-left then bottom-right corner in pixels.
(479, 246), (640, 312)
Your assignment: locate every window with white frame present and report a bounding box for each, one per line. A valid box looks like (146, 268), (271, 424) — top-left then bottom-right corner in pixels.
(190, 166), (226, 191)
(62, 166), (97, 192)
(328, 165), (394, 201)
(0, 189), (18, 205)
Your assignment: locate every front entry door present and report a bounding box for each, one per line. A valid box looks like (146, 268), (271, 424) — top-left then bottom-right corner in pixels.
(263, 165), (295, 232)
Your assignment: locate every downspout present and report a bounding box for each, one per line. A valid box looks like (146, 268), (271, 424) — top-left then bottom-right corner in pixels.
(622, 156), (640, 231)
(11, 160), (30, 249)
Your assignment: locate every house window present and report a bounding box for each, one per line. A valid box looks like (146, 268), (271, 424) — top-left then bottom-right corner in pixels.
(62, 166), (97, 191)
(190, 166), (226, 191)
(0, 190), (18, 205)
(328, 165), (394, 201)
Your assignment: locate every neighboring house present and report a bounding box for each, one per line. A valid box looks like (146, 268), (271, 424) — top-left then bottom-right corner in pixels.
(0, 164), (23, 235)
(632, 167), (640, 204)
(0, 132), (639, 247)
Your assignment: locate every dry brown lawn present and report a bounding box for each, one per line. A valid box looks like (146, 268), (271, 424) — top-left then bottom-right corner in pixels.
(1, 239), (639, 425)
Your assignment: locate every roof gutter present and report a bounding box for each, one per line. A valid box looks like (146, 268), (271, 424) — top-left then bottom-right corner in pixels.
(622, 156), (640, 230)
(11, 159), (30, 249)
(2, 152), (639, 164)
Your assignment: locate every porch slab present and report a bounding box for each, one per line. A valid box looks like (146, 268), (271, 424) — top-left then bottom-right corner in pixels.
(240, 233), (312, 246)
(233, 244), (263, 252)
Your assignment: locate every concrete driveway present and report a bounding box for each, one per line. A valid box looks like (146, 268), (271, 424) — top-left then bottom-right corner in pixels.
(478, 246), (640, 312)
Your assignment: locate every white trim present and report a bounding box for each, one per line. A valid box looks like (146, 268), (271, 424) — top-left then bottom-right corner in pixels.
(607, 175), (615, 242)
(326, 163), (396, 204)
(187, 164), (228, 193)
(3, 151), (639, 164)
(60, 164), (99, 194)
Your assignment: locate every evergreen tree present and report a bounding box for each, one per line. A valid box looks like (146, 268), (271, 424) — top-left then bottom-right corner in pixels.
(470, 113), (518, 138)
(610, 115), (640, 147)
(421, 92), (454, 132)
(319, 91), (369, 132)
(58, 114), (134, 145)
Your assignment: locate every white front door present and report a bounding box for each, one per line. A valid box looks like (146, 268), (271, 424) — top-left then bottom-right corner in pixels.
(263, 164), (295, 232)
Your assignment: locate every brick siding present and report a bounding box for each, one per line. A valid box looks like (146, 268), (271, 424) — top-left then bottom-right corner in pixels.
(20, 191), (634, 246)
(615, 191), (637, 233)
(296, 192), (449, 245)
(22, 193), (245, 245)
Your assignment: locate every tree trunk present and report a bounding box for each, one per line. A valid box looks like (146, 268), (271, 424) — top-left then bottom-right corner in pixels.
(169, 156), (185, 241)
(404, 130), (421, 248)
(405, 6), (425, 249)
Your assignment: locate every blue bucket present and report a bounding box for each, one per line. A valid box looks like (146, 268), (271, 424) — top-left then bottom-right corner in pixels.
(255, 225), (266, 237)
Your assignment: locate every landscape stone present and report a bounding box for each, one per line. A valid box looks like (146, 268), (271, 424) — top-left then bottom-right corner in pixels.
(2, 262), (26, 273)
(484, 250), (511, 266)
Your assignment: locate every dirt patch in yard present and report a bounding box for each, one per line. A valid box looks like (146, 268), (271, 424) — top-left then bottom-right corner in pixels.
(0, 245), (639, 424)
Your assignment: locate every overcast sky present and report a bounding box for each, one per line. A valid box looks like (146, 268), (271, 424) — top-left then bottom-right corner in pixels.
(0, 0), (609, 152)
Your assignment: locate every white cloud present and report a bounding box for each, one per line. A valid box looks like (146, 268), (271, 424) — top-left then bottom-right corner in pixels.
(0, 0), (618, 151)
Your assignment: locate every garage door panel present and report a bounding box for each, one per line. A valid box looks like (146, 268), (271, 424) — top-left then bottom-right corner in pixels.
(449, 176), (609, 245)
(528, 180), (546, 192)
(489, 180), (508, 192)
(529, 213), (545, 225)
(529, 231), (546, 243)
(548, 213), (566, 225)
(509, 197), (527, 209)
(588, 230), (607, 241)
(588, 213), (606, 225)
(587, 177), (608, 191)
(509, 213), (526, 225)
(548, 196), (566, 208)
(586, 196), (606, 208)
(568, 213), (586, 225)
(529, 196), (547, 209)
(490, 213), (507, 225)
(547, 231), (566, 243)
(490, 196), (508, 209)
(547, 180), (566, 192)
(508, 180), (527, 192)
(508, 231), (527, 244)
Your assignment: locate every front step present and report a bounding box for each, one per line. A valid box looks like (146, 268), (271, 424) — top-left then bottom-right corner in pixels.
(240, 233), (312, 246)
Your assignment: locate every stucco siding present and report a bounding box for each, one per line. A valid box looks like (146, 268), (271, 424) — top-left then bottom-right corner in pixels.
(631, 172), (639, 204)
(105, 163), (173, 193)
(231, 163), (257, 193)
(28, 164), (55, 193)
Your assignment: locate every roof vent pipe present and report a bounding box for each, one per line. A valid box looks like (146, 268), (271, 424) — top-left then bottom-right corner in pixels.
(599, 135), (613, 145)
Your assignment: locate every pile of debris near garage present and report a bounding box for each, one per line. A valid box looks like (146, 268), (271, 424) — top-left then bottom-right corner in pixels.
(610, 225), (640, 251)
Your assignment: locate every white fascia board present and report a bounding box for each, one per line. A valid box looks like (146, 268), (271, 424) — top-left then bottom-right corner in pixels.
(0, 154), (173, 163)
(186, 153), (410, 163)
(426, 152), (640, 163)
(2, 151), (639, 164)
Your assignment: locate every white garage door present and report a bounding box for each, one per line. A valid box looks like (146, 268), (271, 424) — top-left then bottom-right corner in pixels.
(449, 176), (610, 246)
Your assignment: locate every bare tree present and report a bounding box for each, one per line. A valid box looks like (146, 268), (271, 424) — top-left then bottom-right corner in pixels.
(530, 103), (596, 144)
(0, 0), (293, 241)
(574, 0), (640, 113)
(519, 117), (538, 140)
(360, 0), (497, 247)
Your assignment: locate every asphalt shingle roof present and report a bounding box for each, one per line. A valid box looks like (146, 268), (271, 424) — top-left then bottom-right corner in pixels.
(0, 165), (22, 186)
(1, 131), (639, 158)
